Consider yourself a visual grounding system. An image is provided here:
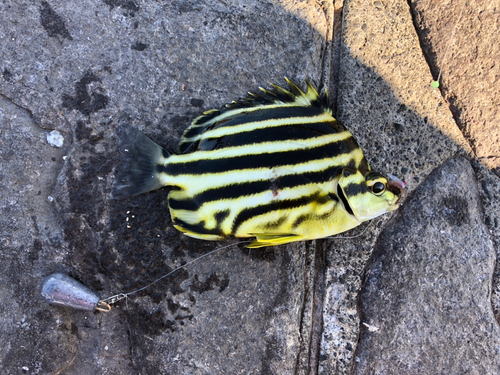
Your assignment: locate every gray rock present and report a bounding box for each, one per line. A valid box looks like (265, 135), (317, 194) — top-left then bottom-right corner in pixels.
(0, 94), (68, 374)
(1, 0), (499, 373)
(354, 157), (500, 374)
(0, 0), (331, 373)
(319, 0), (475, 373)
(472, 160), (500, 320)
(407, 0), (500, 338)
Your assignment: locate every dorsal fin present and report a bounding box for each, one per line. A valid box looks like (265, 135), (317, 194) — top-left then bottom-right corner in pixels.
(178, 79), (332, 153)
(225, 78), (330, 112)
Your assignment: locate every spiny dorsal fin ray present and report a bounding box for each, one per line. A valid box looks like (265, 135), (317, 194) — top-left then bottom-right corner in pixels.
(285, 77), (306, 98)
(269, 82), (295, 103)
(178, 79), (332, 154)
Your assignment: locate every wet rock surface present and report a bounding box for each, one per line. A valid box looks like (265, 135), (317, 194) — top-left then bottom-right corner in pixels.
(354, 157), (500, 374)
(1, 0), (328, 373)
(0, 0), (499, 374)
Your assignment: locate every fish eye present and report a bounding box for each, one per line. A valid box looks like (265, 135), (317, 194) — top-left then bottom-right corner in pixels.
(370, 181), (386, 195)
(366, 174), (388, 195)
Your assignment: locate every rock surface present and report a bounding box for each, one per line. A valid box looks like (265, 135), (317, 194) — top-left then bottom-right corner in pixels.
(1, 0), (329, 373)
(0, 0), (499, 374)
(319, 0), (498, 373)
(409, 0), (500, 177)
(408, 0), (500, 341)
(354, 157), (500, 374)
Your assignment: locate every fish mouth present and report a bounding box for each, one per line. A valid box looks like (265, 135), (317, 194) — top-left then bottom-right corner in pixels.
(387, 180), (406, 205)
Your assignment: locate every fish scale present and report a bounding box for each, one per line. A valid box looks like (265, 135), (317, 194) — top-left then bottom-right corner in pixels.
(112, 79), (405, 248)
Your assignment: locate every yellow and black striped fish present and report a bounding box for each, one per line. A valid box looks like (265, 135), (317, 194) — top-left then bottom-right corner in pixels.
(111, 79), (405, 248)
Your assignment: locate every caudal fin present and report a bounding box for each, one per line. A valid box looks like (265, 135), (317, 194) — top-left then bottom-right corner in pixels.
(111, 124), (170, 199)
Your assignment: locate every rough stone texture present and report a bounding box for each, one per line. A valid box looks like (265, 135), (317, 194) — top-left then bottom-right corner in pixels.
(354, 157), (500, 374)
(319, 0), (481, 373)
(408, 0), (500, 337)
(0, 0), (331, 373)
(0, 0), (329, 132)
(473, 158), (500, 320)
(1, 0), (500, 374)
(409, 0), (500, 177)
(0, 94), (69, 374)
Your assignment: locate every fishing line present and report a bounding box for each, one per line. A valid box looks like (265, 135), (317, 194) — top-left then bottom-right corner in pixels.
(41, 230), (379, 312)
(101, 225), (374, 307)
(325, 220), (373, 240)
(432, 1), (466, 88)
(101, 240), (250, 305)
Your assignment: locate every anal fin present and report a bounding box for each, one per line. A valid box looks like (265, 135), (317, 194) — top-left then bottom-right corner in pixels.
(247, 233), (303, 248)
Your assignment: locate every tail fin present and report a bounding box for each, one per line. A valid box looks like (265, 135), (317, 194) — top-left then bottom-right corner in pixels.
(111, 124), (170, 199)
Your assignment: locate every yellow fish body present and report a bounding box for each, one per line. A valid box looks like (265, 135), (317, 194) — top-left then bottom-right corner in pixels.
(112, 79), (405, 248)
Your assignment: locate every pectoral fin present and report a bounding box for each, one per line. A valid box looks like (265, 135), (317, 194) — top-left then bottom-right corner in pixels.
(247, 233), (303, 248)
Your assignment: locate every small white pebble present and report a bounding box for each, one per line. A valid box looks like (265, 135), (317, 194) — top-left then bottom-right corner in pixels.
(47, 196), (54, 202)
(104, 346), (109, 350)
(62, 155), (68, 160)
(47, 130), (64, 148)
(127, 225), (131, 228)
(22, 366), (29, 371)
(362, 322), (380, 332)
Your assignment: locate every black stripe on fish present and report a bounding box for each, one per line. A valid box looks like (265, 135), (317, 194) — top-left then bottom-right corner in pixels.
(343, 182), (367, 197)
(173, 209), (230, 237)
(358, 156), (370, 175)
(337, 184), (355, 217)
(182, 106), (326, 141)
(231, 193), (323, 233)
(160, 137), (359, 176)
(167, 165), (344, 211)
(173, 218), (222, 237)
(263, 215), (288, 230)
(193, 121), (345, 151)
(291, 214), (311, 229)
(214, 209), (230, 225)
